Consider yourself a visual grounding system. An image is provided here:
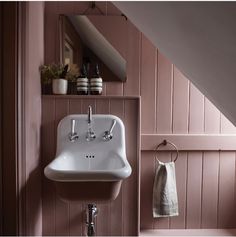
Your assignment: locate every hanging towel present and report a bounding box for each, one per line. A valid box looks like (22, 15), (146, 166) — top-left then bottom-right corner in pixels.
(153, 161), (179, 218)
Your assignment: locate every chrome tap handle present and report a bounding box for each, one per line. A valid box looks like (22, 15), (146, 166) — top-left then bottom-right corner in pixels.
(109, 119), (116, 134)
(69, 119), (79, 142)
(103, 119), (116, 141)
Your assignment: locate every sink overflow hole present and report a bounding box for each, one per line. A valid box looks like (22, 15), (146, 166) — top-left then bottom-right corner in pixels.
(85, 155), (95, 159)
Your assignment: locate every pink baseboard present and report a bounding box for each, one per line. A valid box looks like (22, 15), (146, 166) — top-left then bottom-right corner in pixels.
(140, 229), (236, 236)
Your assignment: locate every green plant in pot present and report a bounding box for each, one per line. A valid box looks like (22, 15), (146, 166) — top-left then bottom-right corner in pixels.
(66, 64), (80, 95)
(40, 63), (69, 95)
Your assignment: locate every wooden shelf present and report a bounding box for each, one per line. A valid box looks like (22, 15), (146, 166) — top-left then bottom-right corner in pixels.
(42, 95), (140, 100)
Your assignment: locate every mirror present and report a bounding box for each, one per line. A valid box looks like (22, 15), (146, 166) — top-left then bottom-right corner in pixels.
(59, 15), (127, 82)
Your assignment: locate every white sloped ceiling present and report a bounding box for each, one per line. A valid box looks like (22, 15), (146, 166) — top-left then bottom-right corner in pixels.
(113, 1), (236, 126)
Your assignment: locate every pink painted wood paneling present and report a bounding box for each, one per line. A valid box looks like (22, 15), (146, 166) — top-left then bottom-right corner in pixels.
(69, 204), (83, 236)
(140, 34), (157, 133)
(219, 112), (236, 228)
(201, 152), (219, 228)
(221, 114), (236, 134)
(105, 82), (123, 96)
(95, 99), (109, 114)
(185, 81), (204, 229)
(55, 199), (69, 236)
(202, 98), (220, 228)
(188, 83), (204, 133)
(55, 99), (70, 236)
(42, 98), (56, 236)
(140, 228), (236, 236)
(153, 52), (173, 230)
(204, 98), (220, 134)
(44, 2), (59, 63)
(69, 99), (82, 114)
(42, 97), (139, 236)
(44, 2), (236, 234)
(141, 134), (236, 151)
(186, 152), (202, 228)
(124, 99), (139, 235)
(218, 152), (235, 228)
(140, 152), (155, 230)
(124, 21), (141, 96)
(96, 203), (110, 236)
(0, 4), (2, 234)
(172, 67), (189, 134)
(170, 152), (187, 229)
(156, 52), (173, 134)
(24, 2), (44, 235)
(110, 99), (125, 236)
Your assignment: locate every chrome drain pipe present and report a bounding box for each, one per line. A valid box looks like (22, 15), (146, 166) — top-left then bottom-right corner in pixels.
(86, 203), (98, 236)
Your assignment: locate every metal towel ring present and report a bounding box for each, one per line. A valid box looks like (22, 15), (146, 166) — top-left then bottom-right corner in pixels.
(155, 140), (179, 163)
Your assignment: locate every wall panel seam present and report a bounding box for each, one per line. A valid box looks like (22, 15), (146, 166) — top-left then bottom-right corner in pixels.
(171, 65), (174, 134)
(200, 151), (204, 228)
(216, 151), (221, 228)
(185, 152), (189, 229)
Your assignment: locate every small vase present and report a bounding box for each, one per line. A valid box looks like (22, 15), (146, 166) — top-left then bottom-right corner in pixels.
(52, 79), (68, 95)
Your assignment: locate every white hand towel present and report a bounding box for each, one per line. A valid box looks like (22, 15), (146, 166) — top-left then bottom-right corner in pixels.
(153, 161), (179, 218)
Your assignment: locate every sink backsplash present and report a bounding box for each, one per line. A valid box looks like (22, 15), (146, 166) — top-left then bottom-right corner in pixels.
(57, 114), (125, 154)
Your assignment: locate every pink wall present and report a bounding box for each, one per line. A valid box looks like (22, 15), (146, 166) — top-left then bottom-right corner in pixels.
(44, 1), (236, 234)
(0, 2), (44, 234)
(23, 2), (44, 235)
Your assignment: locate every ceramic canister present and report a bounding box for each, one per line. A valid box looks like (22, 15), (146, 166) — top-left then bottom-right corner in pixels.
(52, 79), (68, 95)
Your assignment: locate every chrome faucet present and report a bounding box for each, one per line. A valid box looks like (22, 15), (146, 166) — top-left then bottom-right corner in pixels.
(86, 106), (96, 141)
(68, 119), (79, 142)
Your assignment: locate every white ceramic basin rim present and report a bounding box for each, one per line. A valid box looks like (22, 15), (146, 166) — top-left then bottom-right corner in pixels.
(44, 151), (132, 182)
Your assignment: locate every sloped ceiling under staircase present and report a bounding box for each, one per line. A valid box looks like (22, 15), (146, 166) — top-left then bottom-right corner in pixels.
(113, 2), (236, 126)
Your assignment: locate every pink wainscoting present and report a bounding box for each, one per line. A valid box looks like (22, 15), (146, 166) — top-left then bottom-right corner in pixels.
(44, 1), (236, 235)
(140, 66), (236, 230)
(41, 96), (140, 236)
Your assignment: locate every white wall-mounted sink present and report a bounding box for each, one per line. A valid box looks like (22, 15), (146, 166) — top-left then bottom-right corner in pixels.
(44, 111), (132, 202)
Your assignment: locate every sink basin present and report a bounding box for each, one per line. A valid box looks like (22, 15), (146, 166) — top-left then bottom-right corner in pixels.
(44, 114), (132, 202)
